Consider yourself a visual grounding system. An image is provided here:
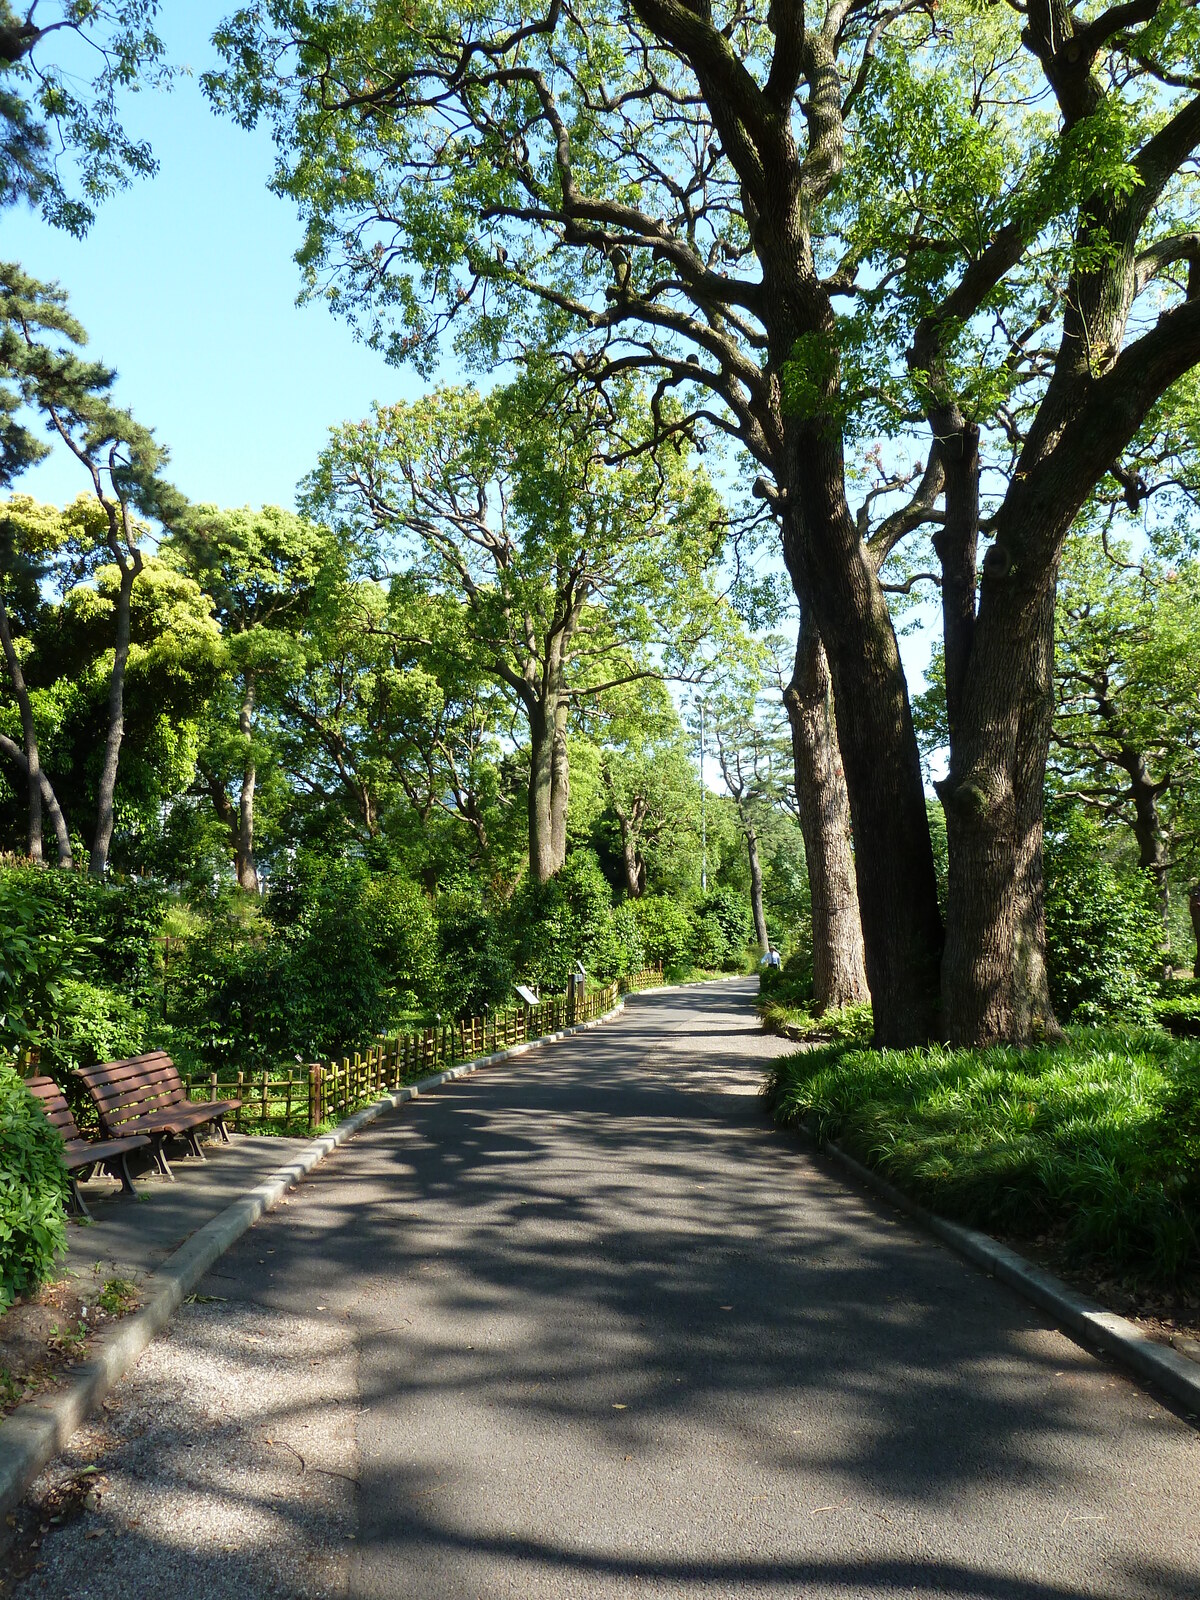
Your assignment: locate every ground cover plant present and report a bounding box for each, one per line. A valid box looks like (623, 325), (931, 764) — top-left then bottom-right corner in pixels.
(0, 1063), (68, 1311)
(763, 1031), (1200, 1292)
(1155, 980), (1200, 1040)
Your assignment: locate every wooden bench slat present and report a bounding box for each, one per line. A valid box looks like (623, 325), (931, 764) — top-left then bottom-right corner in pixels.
(75, 1054), (238, 1157)
(24, 1076), (152, 1183)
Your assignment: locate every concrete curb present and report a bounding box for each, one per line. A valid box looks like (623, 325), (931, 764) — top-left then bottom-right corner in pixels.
(810, 1132), (1200, 1415)
(0, 997), (630, 1518)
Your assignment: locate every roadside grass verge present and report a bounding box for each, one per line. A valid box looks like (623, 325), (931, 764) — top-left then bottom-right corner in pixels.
(763, 1029), (1200, 1290)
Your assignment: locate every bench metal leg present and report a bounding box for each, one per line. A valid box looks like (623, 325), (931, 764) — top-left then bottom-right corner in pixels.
(153, 1139), (174, 1181)
(186, 1129), (206, 1160)
(68, 1177), (94, 1222)
(216, 1117), (230, 1143)
(104, 1152), (138, 1196)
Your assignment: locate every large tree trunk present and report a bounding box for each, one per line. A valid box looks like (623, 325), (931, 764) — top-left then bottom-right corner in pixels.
(780, 479), (943, 1044)
(939, 549), (1058, 1045)
(0, 590), (43, 861)
(89, 556), (141, 877)
(746, 821), (769, 955)
(0, 731), (72, 866)
(236, 675), (259, 893)
(782, 614), (870, 1013)
(1190, 886), (1200, 980)
(528, 692), (569, 882)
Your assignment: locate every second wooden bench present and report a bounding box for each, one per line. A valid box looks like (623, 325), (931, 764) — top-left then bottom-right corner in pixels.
(75, 1052), (242, 1180)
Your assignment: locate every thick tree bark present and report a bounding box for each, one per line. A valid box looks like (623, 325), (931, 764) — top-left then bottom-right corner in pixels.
(934, 420), (981, 742)
(528, 691), (570, 882)
(782, 614), (870, 1013)
(939, 538), (1059, 1045)
(89, 554), (141, 876)
(781, 502), (940, 1041)
(746, 821), (769, 955)
(0, 731), (72, 866)
(0, 589), (43, 861)
(1190, 885), (1200, 979)
(236, 675), (259, 893)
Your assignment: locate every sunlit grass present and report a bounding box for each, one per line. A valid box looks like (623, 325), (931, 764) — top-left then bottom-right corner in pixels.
(763, 1028), (1200, 1288)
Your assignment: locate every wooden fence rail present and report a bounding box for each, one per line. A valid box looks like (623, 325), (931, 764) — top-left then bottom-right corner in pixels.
(181, 966), (663, 1134)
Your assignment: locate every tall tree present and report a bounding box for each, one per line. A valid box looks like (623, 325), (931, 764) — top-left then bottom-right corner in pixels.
(274, 574), (515, 873)
(0, 495), (69, 865)
(304, 372), (730, 882)
(780, 614), (869, 1011)
(592, 686), (703, 900)
(0, 263), (185, 874)
(166, 505), (334, 891)
(213, 0), (1200, 1045)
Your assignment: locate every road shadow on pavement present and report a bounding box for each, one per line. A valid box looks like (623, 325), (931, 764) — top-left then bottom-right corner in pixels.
(15, 982), (1200, 1600)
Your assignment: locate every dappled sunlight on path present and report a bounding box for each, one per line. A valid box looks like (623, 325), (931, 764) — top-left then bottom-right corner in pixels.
(14, 980), (1200, 1600)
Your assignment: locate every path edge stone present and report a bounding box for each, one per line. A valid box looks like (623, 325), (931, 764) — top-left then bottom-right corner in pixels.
(0, 986), (669, 1518)
(812, 1133), (1200, 1415)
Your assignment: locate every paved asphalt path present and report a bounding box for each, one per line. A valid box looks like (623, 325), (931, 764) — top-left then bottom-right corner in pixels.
(13, 980), (1200, 1599)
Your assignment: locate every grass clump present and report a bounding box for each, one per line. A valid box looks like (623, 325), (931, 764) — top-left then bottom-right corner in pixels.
(757, 964), (874, 1046)
(763, 1028), (1200, 1289)
(760, 997), (874, 1046)
(97, 1276), (138, 1316)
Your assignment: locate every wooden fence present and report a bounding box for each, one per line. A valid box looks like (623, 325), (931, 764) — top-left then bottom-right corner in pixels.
(181, 966), (663, 1135)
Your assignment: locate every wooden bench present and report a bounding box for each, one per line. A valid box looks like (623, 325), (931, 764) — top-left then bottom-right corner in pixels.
(74, 1052), (241, 1180)
(25, 1075), (152, 1221)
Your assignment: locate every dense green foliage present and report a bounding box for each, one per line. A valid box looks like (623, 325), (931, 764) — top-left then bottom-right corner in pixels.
(0, 1063), (68, 1310)
(0, 863), (165, 1076)
(764, 1032), (1200, 1289)
(1044, 809), (1163, 1026)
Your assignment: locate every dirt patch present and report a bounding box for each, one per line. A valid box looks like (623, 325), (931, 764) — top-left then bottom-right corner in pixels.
(1008, 1229), (1200, 1359)
(0, 1265), (140, 1418)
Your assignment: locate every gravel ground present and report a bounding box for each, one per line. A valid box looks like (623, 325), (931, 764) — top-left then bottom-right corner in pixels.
(6, 1294), (357, 1599)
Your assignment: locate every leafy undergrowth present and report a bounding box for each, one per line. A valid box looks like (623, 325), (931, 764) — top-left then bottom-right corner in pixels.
(763, 1028), (1200, 1293)
(760, 998), (874, 1045)
(1155, 984), (1200, 1038)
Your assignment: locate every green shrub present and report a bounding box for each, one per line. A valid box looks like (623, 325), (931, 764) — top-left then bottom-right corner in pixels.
(690, 913), (729, 971)
(631, 894), (695, 974)
(1044, 808), (1162, 1024)
(169, 906), (301, 1069)
(758, 948), (813, 1007)
(435, 894), (515, 1017)
(0, 1063), (68, 1310)
(42, 980), (152, 1076)
(171, 856), (442, 1066)
(692, 888), (751, 971)
(1155, 992), (1200, 1038)
(0, 872), (85, 1063)
(508, 850), (645, 992)
(763, 1029), (1200, 1288)
(0, 864), (166, 1010)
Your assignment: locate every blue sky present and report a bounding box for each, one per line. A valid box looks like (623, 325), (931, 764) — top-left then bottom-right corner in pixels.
(3, 5), (430, 513)
(2, 5), (936, 705)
